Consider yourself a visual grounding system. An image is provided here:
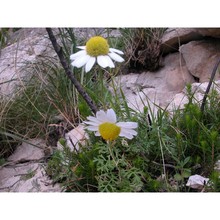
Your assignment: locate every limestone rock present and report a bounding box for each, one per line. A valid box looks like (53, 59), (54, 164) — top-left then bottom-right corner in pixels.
(0, 28), (57, 98)
(214, 160), (220, 172)
(196, 28), (220, 38)
(72, 28), (121, 41)
(167, 80), (220, 111)
(186, 174), (209, 190)
(0, 138), (61, 192)
(111, 52), (195, 113)
(0, 162), (61, 192)
(161, 28), (203, 54)
(57, 124), (88, 151)
(161, 28), (220, 55)
(163, 53), (195, 92)
(8, 138), (46, 162)
(167, 92), (188, 111)
(180, 40), (220, 82)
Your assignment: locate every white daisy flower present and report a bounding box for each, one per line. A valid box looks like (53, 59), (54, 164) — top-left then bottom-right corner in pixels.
(70, 36), (124, 73)
(84, 108), (138, 141)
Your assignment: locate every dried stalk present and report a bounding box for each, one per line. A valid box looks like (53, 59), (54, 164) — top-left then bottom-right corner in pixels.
(46, 28), (98, 114)
(201, 58), (220, 112)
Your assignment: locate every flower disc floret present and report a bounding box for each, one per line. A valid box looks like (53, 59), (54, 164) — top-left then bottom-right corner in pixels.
(86, 36), (109, 57)
(99, 122), (121, 141)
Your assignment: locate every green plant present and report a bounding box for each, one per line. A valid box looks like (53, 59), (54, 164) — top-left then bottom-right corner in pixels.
(173, 156), (191, 191)
(208, 170), (220, 192)
(0, 28), (20, 50)
(119, 28), (166, 72)
(46, 76), (220, 192)
(46, 138), (98, 192)
(93, 140), (145, 192)
(0, 75), (53, 157)
(0, 28), (10, 49)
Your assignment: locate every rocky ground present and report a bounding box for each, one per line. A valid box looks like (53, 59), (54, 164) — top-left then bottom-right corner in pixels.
(0, 139), (61, 192)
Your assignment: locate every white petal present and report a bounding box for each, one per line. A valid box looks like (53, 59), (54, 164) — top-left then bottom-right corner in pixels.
(85, 57), (96, 72)
(96, 110), (108, 122)
(116, 122), (138, 129)
(119, 130), (134, 139)
(109, 48), (124, 55)
(70, 50), (86, 61)
(84, 121), (100, 126)
(71, 55), (90, 68)
(108, 52), (124, 62)
(97, 55), (109, 68)
(85, 126), (99, 131)
(77, 46), (86, 49)
(86, 116), (97, 121)
(121, 127), (137, 136)
(95, 131), (101, 136)
(106, 109), (117, 123)
(105, 56), (115, 68)
(119, 124), (138, 139)
(86, 116), (102, 123)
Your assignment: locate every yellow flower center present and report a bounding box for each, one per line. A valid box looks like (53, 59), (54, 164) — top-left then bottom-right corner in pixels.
(86, 36), (109, 57)
(99, 122), (121, 141)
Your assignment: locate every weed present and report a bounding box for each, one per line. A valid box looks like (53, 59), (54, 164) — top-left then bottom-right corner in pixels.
(119, 28), (166, 72)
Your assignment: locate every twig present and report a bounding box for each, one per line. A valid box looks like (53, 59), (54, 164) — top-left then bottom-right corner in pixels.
(152, 161), (201, 170)
(0, 158), (47, 169)
(68, 137), (79, 153)
(46, 28), (98, 114)
(152, 161), (175, 169)
(200, 58), (220, 113)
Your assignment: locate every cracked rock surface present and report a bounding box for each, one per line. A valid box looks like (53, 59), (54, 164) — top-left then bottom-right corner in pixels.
(0, 139), (61, 192)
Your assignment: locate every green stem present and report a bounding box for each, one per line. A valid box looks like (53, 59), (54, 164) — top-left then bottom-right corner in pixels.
(107, 141), (117, 166)
(212, 142), (214, 168)
(157, 128), (169, 190)
(98, 70), (109, 109)
(107, 141), (122, 182)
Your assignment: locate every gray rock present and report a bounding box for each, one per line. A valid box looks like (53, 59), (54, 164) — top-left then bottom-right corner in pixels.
(161, 28), (203, 54)
(0, 163), (39, 191)
(57, 124), (88, 152)
(167, 80), (220, 112)
(111, 52), (195, 113)
(8, 138), (46, 162)
(196, 28), (220, 38)
(0, 137), (62, 192)
(0, 28), (57, 98)
(161, 28), (220, 54)
(0, 162), (61, 192)
(180, 40), (220, 82)
(72, 28), (121, 41)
